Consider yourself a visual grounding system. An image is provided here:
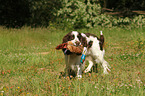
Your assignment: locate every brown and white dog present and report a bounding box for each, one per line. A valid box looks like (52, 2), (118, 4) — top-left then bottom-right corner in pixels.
(62, 31), (110, 78)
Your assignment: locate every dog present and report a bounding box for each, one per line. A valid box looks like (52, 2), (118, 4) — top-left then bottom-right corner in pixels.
(81, 31), (111, 74)
(62, 31), (110, 78)
(62, 31), (86, 78)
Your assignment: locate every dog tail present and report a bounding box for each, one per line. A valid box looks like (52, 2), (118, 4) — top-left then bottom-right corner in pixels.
(99, 31), (104, 50)
(100, 31), (104, 44)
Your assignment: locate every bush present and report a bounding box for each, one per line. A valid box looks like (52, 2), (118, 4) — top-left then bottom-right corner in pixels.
(56, 0), (101, 29)
(0, 0), (145, 28)
(29, 0), (62, 27)
(56, 0), (145, 29)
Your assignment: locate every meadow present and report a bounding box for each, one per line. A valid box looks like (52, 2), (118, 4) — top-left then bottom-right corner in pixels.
(0, 26), (144, 96)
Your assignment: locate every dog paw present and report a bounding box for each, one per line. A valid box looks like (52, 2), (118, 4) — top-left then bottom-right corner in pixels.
(77, 75), (82, 79)
(107, 67), (111, 72)
(103, 67), (111, 74)
(84, 69), (91, 73)
(103, 71), (109, 74)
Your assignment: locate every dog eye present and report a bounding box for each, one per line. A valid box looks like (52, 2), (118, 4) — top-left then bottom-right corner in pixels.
(77, 36), (81, 39)
(71, 35), (74, 39)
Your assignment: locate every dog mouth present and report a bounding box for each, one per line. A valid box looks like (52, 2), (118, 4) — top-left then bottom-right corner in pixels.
(74, 41), (81, 46)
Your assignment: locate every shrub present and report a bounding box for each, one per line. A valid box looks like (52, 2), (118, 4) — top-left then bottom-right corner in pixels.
(56, 0), (101, 28)
(29, 0), (62, 27)
(56, 0), (145, 29)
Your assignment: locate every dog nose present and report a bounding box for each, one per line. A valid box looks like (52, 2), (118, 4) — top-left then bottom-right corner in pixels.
(75, 41), (81, 46)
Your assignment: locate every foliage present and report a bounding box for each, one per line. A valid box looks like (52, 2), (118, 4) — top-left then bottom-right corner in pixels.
(56, 0), (145, 29)
(100, 0), (145, 17)
(29, 0), (62, 27)
(56, 0), (101, 28)
(0, 0), (62, 28)
(99, 15), (145, 28)
(116, 0), (145, 17)
(0, 0), (145, 28)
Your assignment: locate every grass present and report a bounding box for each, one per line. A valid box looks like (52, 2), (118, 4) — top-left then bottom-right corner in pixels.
(0, 26), (145, 96)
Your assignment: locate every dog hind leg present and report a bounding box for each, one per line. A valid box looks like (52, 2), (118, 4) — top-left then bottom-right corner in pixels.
(84, 60), (94, 73)
(94, 54), (111, 74)
(76, 65), (82, 79)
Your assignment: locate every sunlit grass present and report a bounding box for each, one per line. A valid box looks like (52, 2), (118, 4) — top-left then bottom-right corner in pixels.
(0, 26), (145, 95)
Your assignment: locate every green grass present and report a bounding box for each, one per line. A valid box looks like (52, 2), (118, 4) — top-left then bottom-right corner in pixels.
(0, 26), (145, 96)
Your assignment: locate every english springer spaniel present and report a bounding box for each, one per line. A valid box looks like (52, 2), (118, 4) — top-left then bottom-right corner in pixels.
(81, 31), (111, 74)
(62, 31), (110, 78)
(62, 31), (86, 78)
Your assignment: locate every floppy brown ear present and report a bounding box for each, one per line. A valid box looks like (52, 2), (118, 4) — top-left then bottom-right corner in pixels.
(62, 32), (72, 43)
(80, 36), (87, 47)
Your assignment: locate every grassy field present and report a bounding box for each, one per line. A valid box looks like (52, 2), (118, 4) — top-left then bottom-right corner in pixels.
(0, 26), (145, 96)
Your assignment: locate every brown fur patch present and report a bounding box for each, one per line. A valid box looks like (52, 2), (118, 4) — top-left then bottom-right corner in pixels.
(85, 33), (104, 50)
(62, 32), (74, 43)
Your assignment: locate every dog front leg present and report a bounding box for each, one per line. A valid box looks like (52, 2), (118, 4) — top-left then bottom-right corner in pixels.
(84, 60), (94, 73)
(76, 65), (82, 79)
(64, 55), (70, 77)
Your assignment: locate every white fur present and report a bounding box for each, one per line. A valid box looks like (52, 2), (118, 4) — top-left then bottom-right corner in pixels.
(65, 54), (85, 78)
(71, 31), (81, 45)
(82, 32), (111, 74)
(64, 31), (84, 78)
(64, 31), (110, 79)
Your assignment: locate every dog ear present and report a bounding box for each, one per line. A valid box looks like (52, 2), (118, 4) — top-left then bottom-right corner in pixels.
(80, 36), (87, 47)
(88, 41), (93, 48)
(62, 32), (72, 43)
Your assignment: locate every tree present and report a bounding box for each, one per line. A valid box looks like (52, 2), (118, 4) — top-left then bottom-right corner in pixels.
(0, 0), (30, 28)
(100, 0), (145, 17)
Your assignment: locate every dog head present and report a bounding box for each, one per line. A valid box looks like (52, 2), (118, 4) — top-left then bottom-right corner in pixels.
(63, 31), (82, 46)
